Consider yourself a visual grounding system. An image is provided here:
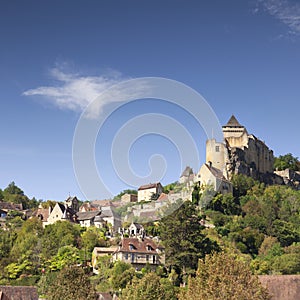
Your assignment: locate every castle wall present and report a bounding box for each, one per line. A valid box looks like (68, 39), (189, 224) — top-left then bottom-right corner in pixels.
(243, 137), (274, 174)
(206, 139), (226, 171)
(223, 127), (249, 148)
(204, 116), (275, 185)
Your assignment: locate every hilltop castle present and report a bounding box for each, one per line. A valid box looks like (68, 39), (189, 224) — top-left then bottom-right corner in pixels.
(198, 115), (280, 193)
(208, 115), (274, 179)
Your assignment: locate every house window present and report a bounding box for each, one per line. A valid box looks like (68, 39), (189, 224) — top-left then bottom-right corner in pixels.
(146, 255), (149, 262)
(153, 255), (156, 264)
(125, 253), (128, 260)
(131, 253), (135, 263)
(215, 146), (220, 152)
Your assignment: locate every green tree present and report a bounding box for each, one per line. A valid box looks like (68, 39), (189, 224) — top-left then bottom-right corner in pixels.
(110, 261), (136, 291)
(94, 255), (112, 292)
(10, 218), (43, 261)
(2, 182), (40, 209)
(274, 153), (299, 171)
(0, 229), (16, 260)
(46, 245), (81, 271)
(160, 201), (220, 275)
(192, 184), (200, 206)
(207, 193), (240, 215)
(4, 182), (24, 195)
(81, 227), (106, 253)
(41, 221), (81, 259)
(179, 252), (270, 300)
(271, 253), (300, 274)
(163, 182), (178, 194)
(46, 265), (96, 300)
(229, 227), (264, 256)
(231, 174), (257, 197)
(121, 272), (177, 300)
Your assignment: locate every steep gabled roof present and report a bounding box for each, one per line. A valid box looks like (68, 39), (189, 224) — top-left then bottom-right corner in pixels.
(223, 115), (243, 128)
(57, 202), (66, 213)
(138, 182), (162, 191)
(205, 163), (228, 181)
(33, 208), (49, 222)
(76, 210), (101, 221)
(99, 206), (121, 221)
(119, 237), (160, 254)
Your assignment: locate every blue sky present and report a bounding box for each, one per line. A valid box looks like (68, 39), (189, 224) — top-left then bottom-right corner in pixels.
(1, 0), (300, 200)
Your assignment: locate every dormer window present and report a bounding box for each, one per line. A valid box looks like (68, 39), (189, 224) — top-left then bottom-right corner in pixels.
(147, 245), (153, 251)
(129, 243), (136, 250)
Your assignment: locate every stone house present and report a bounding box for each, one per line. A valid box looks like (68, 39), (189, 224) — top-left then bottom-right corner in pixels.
(112, 237), (165, 270)
(42, 196), (79, 226)
(76, 210), (102, 227)
(121, 193), (137, 203)
(94, 205), (121, 234)
(138, 183), (163, 202)
(198, 162), (233, 194)
(34, 206), (50, 227)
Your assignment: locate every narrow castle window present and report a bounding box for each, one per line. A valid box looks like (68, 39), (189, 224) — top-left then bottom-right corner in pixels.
(215, 146), (220, 152)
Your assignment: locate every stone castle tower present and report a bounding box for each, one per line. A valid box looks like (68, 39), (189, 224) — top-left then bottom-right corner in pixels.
(206, 115), (274, 181)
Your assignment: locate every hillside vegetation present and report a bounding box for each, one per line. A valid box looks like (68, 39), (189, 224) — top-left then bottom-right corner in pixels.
(1, 176), (300, 298)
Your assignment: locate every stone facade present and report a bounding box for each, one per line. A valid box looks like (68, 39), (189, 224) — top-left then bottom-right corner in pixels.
(198, 163), (233, 194)
(137, 183), (163, 202)
(205, 115), (275, 183)
(112, 237), (165, 270)
(121, 193), (137, 203)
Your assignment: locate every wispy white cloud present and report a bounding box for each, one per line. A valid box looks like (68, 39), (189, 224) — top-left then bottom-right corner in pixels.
(23, 65), (133, 115)
(258, 0), (300, 35)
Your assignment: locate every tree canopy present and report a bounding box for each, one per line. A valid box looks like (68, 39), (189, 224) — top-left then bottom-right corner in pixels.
(121, 272), (177, 300)
(160, 201), (220, 275)
(46, 265), (96, 300)
(274, 153), (300, 171)
(179, 252), (270, 300)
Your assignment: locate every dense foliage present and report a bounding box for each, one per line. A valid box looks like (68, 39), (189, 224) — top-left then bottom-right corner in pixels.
(1, 177), (300, 298)
(274, 153), (300, 171)
(0, 182), (40, 209)
(179, 252), (270, 300)
(160, 201), (220, 276)
(46, 265), (96, 300)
